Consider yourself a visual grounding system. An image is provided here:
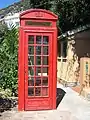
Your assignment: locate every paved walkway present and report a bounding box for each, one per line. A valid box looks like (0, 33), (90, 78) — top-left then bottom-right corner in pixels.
(0, 83), (90, 120)
(57, 84), (90, 120)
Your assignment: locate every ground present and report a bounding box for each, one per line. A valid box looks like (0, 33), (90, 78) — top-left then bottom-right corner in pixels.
(72, 85), (81, 93)
(0, 83), (90, 120)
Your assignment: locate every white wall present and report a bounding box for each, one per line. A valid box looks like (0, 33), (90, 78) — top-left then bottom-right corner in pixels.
(4, 13), (20, 28)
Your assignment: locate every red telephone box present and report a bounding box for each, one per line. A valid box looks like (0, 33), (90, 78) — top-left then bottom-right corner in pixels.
(18, 9), (58, 111)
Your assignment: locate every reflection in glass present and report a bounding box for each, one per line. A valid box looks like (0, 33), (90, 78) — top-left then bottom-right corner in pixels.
(42, 67), (48, 76)
(36, 36), (42, 44)
(28, 88), (34, 96)
(36, 46), (41, 55)
(28, 46), (34, 55)
(42, 77), (48, 86)
(28, 67), (34, 76)
(42, 87), (48, 96)
(43, 56), (48, 65)
(28, 35), (34, 44)
(43, 46), (48, 55)
(28, 77), (34, 86)
(35, 77), (41, 86)
(28, 56), (34, 65)
(35, 88), (41, 96)
(43, 36), (48, 44)
(36, 67), (41, 76)
(36, 56), (41, 65)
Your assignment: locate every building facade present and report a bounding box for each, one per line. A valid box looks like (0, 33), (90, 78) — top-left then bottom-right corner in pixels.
(57, 25), (90, 85)
(4, 12), (20, 28)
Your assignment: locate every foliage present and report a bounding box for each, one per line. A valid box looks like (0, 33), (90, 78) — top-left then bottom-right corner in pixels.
(0, 87), (12, 98)
(30, 0), (53, 10)
(29, 0), (90, 33)
(52, 0), (90, 33)
(0, 22), (7, 43)
(0, 25), (18, 96)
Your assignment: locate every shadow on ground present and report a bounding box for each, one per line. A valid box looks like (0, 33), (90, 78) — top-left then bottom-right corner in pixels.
(0, 88), (66, 113)
(56, 88), (66, 108)
(0, 98), (17, 113)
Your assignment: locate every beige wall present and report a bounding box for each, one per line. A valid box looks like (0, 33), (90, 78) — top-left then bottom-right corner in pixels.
(57, 29), (90, 82)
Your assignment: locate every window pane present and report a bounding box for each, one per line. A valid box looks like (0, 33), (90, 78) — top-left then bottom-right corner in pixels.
(28, 46), (34, 55)
(28, 88), (34, 96)
(28, 77), (34, 86)
(43, 56), (48, 65)
(36, 36), (42, 44)
(36, 56), (41, 65)
(43, 36), (48, 44)
(43, 46), (48, 55)
(35, 88), (41, 96)
(36, 46), (41, 55)
(36, 67), (41, 76)
(28, 56), (34, 65)
(35, 77), (41, 86)
(42, 88), (48, 96)
(28, 35), (34, 44)
(42, 67), (48, 76)
(28, 67), (34, 76)
(42, 77), (48, 86)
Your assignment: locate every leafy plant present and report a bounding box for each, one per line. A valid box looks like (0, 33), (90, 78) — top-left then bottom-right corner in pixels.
(0, 25), (18, 96)
(0, 87), (12, 98)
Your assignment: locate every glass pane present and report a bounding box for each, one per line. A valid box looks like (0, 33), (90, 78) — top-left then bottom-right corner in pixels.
(36, 56), (41, 65)
(36, 36), (42, 44)
(43, 56), (48, 65)
(42, 88), (48, 96)
(42, 67), (48, 76)
(43, 36), (48, 44)
(26, 21), (52, 26)
(36, 67), (41, 76)
(35, 88), (41, 96)
(28, 56), (34, 65)
(28, 88), (34, 96)
(35, 77), (41, 86)
(28, 67), (34, 76)
(28, 77), (34, 86)
(43, 46), (48, 55)
(28, 46), (34, 55)
(42, 77), (48, 86)
(36, 46), (41, 55)
(28, 35), (34, 44)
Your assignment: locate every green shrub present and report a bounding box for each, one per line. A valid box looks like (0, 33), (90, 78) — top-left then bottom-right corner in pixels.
(0, 25), (18, 96)
(0, 87), (12, 98)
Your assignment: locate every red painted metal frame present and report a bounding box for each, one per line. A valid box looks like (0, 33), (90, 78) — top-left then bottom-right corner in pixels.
(18, 9), (58, 111)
